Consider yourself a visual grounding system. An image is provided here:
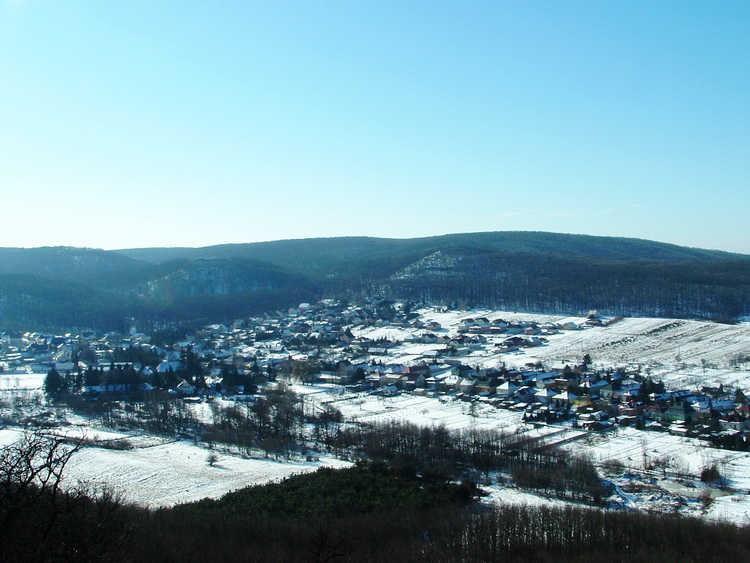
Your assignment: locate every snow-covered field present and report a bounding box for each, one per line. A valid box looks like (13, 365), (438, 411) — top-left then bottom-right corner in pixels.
(304, 386), (530, 432)
(0, 424), (351, 509)
(2, 309), (750, 519)
(0, 371), (45, 390)
(568, 425), (750, 522)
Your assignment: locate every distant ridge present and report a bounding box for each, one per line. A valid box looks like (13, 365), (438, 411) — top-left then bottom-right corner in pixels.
(116, 232), (742, 274)
(1, 232), (749, 330)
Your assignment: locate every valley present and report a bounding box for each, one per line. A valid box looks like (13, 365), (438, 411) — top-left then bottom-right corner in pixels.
(3, 304), (750, 523)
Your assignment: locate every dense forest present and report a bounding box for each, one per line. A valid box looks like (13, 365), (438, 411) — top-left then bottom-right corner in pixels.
(2, 232), (750, 330)
(2, 431), (750, 562)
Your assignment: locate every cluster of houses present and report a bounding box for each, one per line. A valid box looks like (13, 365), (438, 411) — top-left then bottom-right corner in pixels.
(1, 330), (95, 374)
(2, 300), (750, 446)
(357, 358), (750, 441)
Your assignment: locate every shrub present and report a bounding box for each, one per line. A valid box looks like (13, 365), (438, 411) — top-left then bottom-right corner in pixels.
(700, 464), (721, 483)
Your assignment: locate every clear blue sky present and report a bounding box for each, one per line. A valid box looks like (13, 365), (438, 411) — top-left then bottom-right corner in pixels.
(1, 1), (749, 253)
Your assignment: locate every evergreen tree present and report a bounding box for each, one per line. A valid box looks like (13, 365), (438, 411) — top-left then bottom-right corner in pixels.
(43, 368), (66, 398)
(735, 388), (748, 404)
(180, 346), (203, 382)
(84, 366), (102, 388)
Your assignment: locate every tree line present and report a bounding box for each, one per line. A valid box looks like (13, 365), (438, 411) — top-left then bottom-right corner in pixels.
(3, 431), (750, 562)
(59, 389), (608, 504)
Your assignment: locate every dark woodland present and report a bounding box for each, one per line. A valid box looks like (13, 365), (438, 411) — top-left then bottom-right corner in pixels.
(1, 232), (750, 331)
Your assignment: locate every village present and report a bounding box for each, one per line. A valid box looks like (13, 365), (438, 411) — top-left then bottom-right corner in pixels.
(3, 299), (750, 449)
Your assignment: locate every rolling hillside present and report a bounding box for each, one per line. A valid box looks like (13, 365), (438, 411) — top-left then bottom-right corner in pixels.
(1, 232), (749, 330)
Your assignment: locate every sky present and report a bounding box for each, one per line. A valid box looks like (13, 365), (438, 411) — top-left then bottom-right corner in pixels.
(1, 1), (749, 253)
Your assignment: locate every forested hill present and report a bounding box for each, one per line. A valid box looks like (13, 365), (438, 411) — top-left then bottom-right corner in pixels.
(1, 232), (749, 330)
(118, 231), (737, 271)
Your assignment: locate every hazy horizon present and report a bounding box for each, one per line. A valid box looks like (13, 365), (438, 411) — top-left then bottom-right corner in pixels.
(1, 229), (746, 257)
(2, 2), (748, 253)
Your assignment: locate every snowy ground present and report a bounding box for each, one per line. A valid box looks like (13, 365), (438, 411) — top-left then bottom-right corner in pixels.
(0, 371), (45, 390)
(0, 424), (351, 509)
(305, 385), (531, 433)
(569, 425), (750, 523)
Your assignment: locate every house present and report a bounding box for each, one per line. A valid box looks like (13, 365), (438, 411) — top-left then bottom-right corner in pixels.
(398, 366), (429, 391)
(668, 389), (695, 403)
(443, 374), (462, 391)
(458, 377), (477, 395)
(664, 403), (693, 424)
(613, 381), (641, 401)
(419, 333), (438, 344)
(668, 422), (691, 436)
(384, 371), (407, 388)
(719, 412), (750, 432)
(176, 380), (196, 395)
(401, 364), (430, 377)
(701, 384), (725, 398)
(503, 336), (527, 348)
(474, 378), (498, 395)
(577, 409), (610, 430)
(712, 398), (736, 415)
(688, 396), (715, 422)
(457, 319), (475, 332)
(534, 388), (558, 404)
(402, 373), (426, 391)
(547, 378), (573, 392)
(644, 403), (667, 422)
(424, 375), (446, 393)
(618, 401), (644, 417)
(515, 386), (538, 404)
(429, 364), (459, 378)
(552, 391), (577, 407)
(496, 381), (519, 397)
(522, 371), (558, 387)
(579, 378), (609, 398)
(378, 384), (399, 396)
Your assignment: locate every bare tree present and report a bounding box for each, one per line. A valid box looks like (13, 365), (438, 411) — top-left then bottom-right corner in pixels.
(0, 430), (83, 533)
(207, 451), (219, 467)
(0, 430), (129, 560)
